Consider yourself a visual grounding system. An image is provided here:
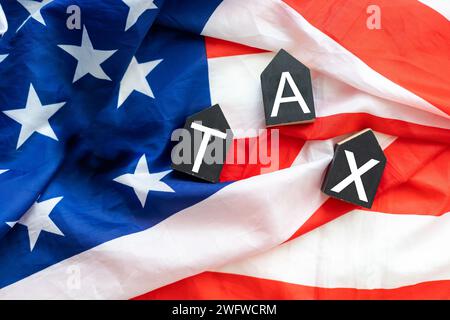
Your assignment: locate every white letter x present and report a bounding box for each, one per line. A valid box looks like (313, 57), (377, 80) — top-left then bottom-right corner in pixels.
(331, 150), (380, 202)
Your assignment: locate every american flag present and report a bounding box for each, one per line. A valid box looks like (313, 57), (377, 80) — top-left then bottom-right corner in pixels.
(0, 0), (449, 300)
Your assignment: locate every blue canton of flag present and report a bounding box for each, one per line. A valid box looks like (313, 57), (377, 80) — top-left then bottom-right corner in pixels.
(0, 0), (223, 288)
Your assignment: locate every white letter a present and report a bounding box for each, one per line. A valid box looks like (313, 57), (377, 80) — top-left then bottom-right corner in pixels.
(271, 71), (311, 117)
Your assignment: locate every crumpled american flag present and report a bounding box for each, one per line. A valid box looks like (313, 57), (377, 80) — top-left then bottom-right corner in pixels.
(0, 0), (449, 300)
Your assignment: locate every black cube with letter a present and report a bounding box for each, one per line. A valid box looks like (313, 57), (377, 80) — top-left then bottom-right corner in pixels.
(261, 49), (316, 127)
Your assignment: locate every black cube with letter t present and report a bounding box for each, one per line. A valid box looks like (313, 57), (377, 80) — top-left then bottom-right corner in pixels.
(261, 49), (316, 127)
(171, 104), (233, 183)
(321, 129), (387, 208)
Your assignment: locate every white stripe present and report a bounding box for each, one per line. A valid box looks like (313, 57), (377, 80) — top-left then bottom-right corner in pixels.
(208, 53), (268, 136)
(208, 53), (450, 138)
(418, 0), (450, 20)
(0, 138), (336, 299)
(216, 210), (450, 289)
(203, 0), (449, 119)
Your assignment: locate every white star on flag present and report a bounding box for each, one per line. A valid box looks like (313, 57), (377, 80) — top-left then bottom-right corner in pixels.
(17, 0), (54, 31)
(0, 3), (7, 35)
(0, 54), (8, 63)
(2, 84), (65, 149)
(123, 0), (157, 31)
(0, 169), (8, 175)
(58, 26), (117, 83)
(114, 154), (174, 207)
(118, 57), (162, 108)
(6, 196), (64, 251)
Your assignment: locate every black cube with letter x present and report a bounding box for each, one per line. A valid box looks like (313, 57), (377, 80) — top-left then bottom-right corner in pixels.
(171, 104), (233, 183)
(261, 49), (315, 127)
(321, 129), (387, 208)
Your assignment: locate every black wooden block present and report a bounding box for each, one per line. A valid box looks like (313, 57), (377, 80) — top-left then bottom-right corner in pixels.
(321, 129), (386, 208)
(261, 49), (315, 127)
(171, 104), (233, 183)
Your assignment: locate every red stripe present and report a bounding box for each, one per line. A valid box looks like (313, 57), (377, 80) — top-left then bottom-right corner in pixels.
(284, 0), (450, 115)
(221, 113), (450, 183)
(136, 272), (450, 300)
(271, 113), (450, 144)
(205, 37), (268, 59)
(370, 147), (450, 215)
